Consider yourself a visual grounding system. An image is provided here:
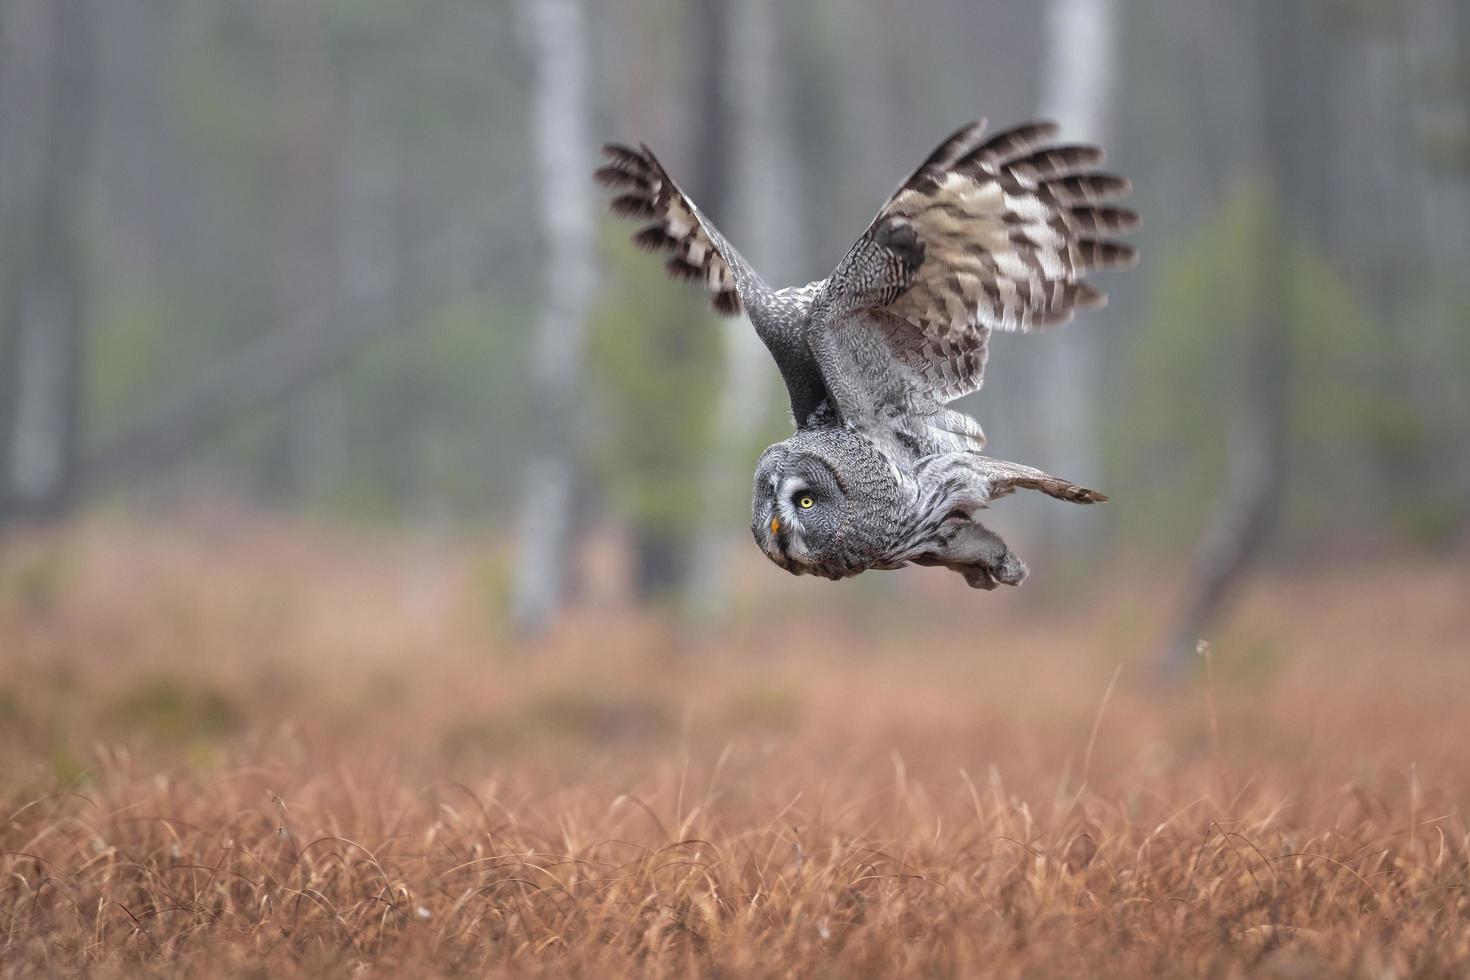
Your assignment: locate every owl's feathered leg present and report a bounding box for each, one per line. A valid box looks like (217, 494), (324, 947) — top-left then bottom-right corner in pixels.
(900, 452), (1105, 589)
(911, 517), (1028, 590)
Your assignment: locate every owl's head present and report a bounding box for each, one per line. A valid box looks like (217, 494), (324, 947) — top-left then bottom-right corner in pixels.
(750, 425), (900, 580)
(751, 440), (851, 579)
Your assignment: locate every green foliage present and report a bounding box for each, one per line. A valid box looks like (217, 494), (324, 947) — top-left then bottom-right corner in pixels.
(587, 227), (722, 546)
(86, 283), (262, 443)
(1374, 290), (1470, 544)
(1111, 182), (1423, 549)
(324, 0), (422, 40)
(79, 1), (534, 523)
(0, 543), (73, 618)
(721, 683), (804, 731)
(47, 742), (91, 791)
(106, 677), (244, 743)
(1109, 186), (1259, 546)
(467, 547), (515, 642)
(323, 295), (535, 521)
(87, 295), (176, 436)
(172, 10), (278, 237)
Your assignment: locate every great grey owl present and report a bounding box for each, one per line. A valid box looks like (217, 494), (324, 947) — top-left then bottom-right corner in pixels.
(595, 119), (1138, 589)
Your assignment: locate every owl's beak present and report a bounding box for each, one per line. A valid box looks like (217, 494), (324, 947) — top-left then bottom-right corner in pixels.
(769, 516), (780, 534)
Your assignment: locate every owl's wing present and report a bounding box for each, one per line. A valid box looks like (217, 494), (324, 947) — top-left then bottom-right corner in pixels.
(595, 143), (764, 317)
(815, 120), (1139, 416)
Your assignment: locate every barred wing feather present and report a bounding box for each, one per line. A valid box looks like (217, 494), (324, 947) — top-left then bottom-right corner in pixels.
(595, 143), (753, 317)
(840, 120), (1140, 402)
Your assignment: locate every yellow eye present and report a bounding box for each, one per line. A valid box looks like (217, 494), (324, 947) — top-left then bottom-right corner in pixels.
(799, 495), (814, 509)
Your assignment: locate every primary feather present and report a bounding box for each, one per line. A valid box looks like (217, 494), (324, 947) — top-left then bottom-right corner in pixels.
(595, 143), (753, 317)
(820, 118), (1139, 407)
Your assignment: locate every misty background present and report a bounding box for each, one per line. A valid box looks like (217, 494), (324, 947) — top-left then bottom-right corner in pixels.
(2, 0), (1467, 658)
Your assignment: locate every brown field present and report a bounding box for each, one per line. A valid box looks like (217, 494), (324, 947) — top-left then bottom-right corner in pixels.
(2, 519), (1469, 977)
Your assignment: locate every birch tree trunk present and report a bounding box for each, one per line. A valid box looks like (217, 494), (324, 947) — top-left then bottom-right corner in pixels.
(511, 0), (596, 634)
(1033, 0), (1118, 555)
(2, 0), (96, 524)
(687, 0), (803, 621)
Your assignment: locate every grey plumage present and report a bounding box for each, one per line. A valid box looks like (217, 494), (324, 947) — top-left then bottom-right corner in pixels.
(597, 117), (1137, 589)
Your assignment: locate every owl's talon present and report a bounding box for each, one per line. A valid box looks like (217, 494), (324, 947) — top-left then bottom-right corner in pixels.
(963, 566), (1001, 590)
(992, 552), (1028, 586)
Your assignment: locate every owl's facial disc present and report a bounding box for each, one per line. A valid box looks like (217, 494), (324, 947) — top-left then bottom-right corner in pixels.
(751, 448), (843, 576)
(771, 474), (814, 565)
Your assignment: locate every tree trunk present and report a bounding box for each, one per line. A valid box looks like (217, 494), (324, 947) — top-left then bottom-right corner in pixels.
(1157, 210), (1290, 673)
(260, 0), (342, 504)
(1, 0), (96, 524)
(611, 0), (734, 600)
(1408, 0), (1470, 513)
(79, 294), (419, 495)
(1032, 0), (1118, 557)
(510, 0), (596, 634)
(70, 19), (423, 513)
(1156, 0), (1309, 674)
(0, 306), (17, 525)
(0, 0), (38, 514)
(687, 0), (803, 622)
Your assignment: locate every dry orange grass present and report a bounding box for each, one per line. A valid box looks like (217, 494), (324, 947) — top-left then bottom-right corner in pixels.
(2, 518), (1469, 977)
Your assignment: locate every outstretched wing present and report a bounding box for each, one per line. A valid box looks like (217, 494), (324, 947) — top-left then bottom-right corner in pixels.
(595, 143), (762, 317)
(819, 119), (1139, 408)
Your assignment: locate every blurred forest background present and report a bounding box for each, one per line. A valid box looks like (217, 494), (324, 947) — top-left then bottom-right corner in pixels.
(1, 0), (1468, 646)
(3, 4), (1470, 972)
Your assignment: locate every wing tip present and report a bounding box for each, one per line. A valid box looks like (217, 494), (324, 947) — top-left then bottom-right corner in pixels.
(664, 255), (702, 282)
(1076, 239), (1141, 272)
(710, 289), (743, 316)
(592, 164), (636, 189)
(630, 224), (677, 252)
(1078, 283), (1108, 311)
(599, 142), (647, 167)
(609, 193), (657, 220)
(1066, 205), (1143, 235)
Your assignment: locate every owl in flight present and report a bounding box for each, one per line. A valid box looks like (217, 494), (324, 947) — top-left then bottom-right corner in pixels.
(596, 119), (1138, 589)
